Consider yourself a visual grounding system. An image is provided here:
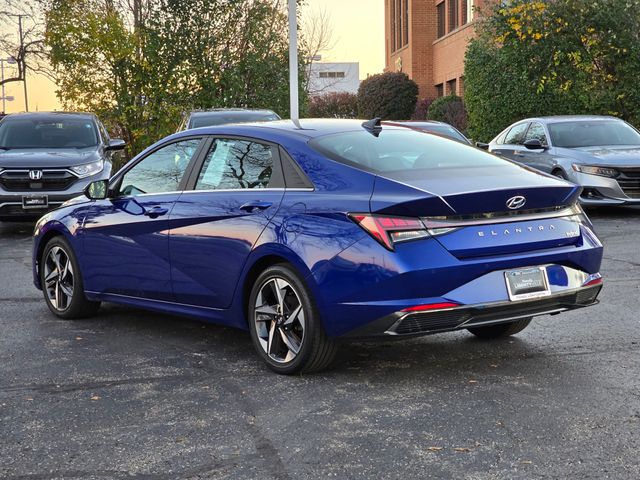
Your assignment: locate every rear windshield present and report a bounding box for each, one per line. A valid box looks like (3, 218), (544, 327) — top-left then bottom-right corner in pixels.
(0, 117), (98, 149)
(309, 129), (510, 174)
(548, 120), (640, 148)
(189, 112), (280, 128)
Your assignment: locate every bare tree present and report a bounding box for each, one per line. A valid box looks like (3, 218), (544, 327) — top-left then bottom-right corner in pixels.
(301, 6), (338, 96)
(0, 0), (52, 111)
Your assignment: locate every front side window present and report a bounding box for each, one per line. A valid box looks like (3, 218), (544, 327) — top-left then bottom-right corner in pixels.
(119, 139), (201, 196)
(195, 138), (273, 190)
(503, 123), (529, 145)
(524, 123), (548, 146)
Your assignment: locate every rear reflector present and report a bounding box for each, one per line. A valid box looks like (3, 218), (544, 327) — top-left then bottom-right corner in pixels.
(402, 302), (460, 312)
(582, 275), (603, 287)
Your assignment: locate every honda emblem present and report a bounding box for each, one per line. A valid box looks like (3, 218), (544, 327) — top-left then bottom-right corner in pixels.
(29, 170), (43, 181)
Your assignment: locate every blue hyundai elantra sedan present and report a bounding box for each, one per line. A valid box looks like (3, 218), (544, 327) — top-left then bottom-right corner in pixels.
(32, 119), (604, 374)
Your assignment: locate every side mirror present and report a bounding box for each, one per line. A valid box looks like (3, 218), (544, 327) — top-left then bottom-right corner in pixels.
(523, 139), (547, 150)
(84, 179), (109, 200)
(106, 138), (126, 151)
(475, 142), (489, 150)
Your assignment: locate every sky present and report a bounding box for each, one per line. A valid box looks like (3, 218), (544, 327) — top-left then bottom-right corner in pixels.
(2, 0), (385, 114)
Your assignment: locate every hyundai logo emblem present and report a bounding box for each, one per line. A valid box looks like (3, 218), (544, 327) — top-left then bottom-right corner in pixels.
(29, 170), (43, 181)
(506, 195), (526, 210)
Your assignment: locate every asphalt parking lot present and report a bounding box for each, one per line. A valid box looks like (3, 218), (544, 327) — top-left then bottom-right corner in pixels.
(1, 208), (639, 480)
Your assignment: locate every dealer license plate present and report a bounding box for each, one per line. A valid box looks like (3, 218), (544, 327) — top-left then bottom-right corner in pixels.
(505, 266), (551, 301)
(22, 195), (48, 209)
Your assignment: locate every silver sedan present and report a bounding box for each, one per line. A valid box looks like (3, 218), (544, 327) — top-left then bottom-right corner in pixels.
(488, 115), (640, 206)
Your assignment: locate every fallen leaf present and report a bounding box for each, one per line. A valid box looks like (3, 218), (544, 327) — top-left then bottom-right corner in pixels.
(25, 397), (33, 401)
(75, 337), (83, 340)
(468, 380), (478, 384)
(521, 460), (533, 465)
(489, 364), (498, 368)
(427, 447), (443, 451)
(454, 447), (471, 452)
(90, 395), (100, 401)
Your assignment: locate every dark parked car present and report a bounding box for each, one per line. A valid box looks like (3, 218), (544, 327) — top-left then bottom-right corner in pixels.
(33, 119), (603, 374)
(384, 120), (471, 144)
(489, 115), (640, 205)
(179, 108), (281, 131)
(0, 112), (125, 220)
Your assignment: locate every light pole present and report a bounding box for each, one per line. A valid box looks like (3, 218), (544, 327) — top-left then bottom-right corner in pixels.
(1, 56), (18, 114)
(288, 0), (299, 122)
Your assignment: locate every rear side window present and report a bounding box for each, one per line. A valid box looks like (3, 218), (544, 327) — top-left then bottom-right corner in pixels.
(195, 138), (274, 190)
(309, 129), (512, 174)
(503, 123), (529, 145)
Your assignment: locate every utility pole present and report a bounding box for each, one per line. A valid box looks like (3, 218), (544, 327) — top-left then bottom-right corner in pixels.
(18, 14), (28, 112)
(1, 59), (5, 114)
(288, 0), (299, 122)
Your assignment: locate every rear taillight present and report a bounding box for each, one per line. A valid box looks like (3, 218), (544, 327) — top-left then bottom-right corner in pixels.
(349, 214), (429, 250)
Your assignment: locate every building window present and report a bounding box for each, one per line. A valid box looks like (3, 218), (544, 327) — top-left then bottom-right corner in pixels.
(462, 0), (468, 24)
(402, 0), (409, 47)
(448, 0), (459, 32)
(458, 76), (465, 96)
(390, 0), (396, 51)
(437, 2), (445, 38)
(319, 71), (345, 79)
(447, 78), (457, 95)
(467, 0), (474, 23)
(436, 83), (444, 97)
(391, 0), (409, 52)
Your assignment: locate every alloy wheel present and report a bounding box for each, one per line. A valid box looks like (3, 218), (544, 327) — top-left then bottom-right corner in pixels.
(254, 277), (306, 363)
(43, 246), (74, 311)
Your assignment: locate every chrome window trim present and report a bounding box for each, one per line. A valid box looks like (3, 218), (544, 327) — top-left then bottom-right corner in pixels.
(179, 187), (314, 194)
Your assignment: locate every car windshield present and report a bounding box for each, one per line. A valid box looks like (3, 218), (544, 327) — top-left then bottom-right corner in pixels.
(548, 120), (640, 148)
(309, 128), (510, 174)
(189, 112), (280, 128)
(0, 117), (98, 149)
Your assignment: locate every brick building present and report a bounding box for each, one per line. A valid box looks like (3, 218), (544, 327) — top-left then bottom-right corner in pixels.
(384, 0), (488, 100)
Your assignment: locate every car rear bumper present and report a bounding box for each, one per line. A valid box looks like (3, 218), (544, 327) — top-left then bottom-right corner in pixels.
(345, 281), (602, 337)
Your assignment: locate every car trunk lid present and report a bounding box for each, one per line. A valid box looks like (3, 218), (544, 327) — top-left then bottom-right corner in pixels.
(370, 167), (584, 258)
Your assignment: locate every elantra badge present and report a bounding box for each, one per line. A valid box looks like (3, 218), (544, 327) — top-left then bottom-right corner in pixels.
(506, 195), (526, 210)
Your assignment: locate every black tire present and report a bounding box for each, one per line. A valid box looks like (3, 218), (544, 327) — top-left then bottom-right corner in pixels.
(552, 169), (568, 180)
(40, 236), (100, 319)
(248, 264), (337, 374)
(467, 317), (532, 339)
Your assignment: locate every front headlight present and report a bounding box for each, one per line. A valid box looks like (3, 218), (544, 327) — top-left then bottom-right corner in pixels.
(71, 160), (104, 178)
(572, 164), (618, 178)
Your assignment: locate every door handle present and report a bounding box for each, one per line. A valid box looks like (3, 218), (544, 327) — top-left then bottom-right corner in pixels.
(240, 201), (272, 212)
(144, 206), (169, 218)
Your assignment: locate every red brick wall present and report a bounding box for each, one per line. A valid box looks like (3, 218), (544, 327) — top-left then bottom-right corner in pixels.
(384, 0), (490, 100)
